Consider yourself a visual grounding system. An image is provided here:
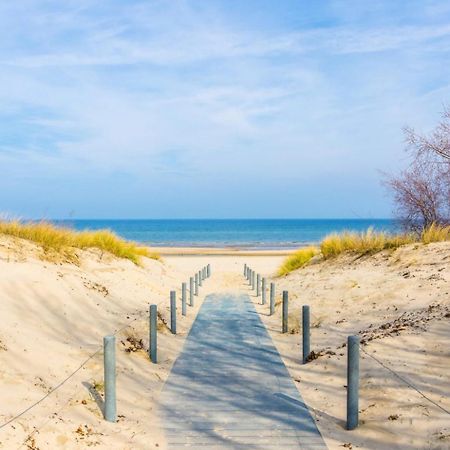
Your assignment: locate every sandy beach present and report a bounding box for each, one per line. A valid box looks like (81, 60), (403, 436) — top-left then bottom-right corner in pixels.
(0, 237), (449, 449)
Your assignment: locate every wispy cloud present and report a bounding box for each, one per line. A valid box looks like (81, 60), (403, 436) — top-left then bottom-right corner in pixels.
(0, 0), (450, 217)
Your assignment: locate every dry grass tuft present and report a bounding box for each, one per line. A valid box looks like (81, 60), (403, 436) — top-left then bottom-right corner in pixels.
(421, 223), (450, 244)
(320, 228), (415, 259)
(0, 220), (159, 265)
(277, 224), (450, 275)
(277, 246), (319, 276)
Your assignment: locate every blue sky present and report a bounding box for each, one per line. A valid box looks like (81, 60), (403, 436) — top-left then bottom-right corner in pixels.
(1, 0), (450, 219)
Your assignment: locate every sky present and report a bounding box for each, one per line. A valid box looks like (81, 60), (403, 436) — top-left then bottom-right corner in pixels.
(1, 0), (450, 219)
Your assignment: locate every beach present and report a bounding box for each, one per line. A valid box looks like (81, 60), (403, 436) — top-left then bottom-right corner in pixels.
(0, 237), (449, 449)
(3, 0), (450, 448)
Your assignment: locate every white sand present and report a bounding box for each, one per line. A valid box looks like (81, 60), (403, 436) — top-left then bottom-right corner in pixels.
(0, 238), (449, 449)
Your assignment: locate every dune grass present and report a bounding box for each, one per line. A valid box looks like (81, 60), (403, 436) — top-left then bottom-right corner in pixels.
(278, 224), (450, 276)
(421, 223), (450, 243)
(277, 246), (319, 276)
(0, 220), (159, 264)
(320, 228), (415, 259)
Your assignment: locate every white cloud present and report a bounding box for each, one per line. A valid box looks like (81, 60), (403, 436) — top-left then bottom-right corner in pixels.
(0, 0), (449, 217)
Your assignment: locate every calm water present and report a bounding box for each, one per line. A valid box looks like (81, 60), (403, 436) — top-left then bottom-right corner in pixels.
(54, 219), (398, 249)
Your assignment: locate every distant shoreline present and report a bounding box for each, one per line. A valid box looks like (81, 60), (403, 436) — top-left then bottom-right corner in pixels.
(153, 246), (295, 256)
(51, 218), (398, 251)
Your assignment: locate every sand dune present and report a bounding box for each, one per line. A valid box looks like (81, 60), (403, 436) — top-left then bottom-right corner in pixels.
(0, 237), (449, 449)
(0, 236), (214, 449)
(255, 242), (450, 450)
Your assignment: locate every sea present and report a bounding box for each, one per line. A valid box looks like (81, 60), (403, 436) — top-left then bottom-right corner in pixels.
(54, 219), (399, 250)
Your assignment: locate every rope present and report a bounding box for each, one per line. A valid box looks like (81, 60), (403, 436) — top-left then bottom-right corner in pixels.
(18, 365), (104, 449)
(306, 309), (450, 416)
(0, 308), (146, 431)
(0, 348), (102, 431)
(4, 266), (210, 446)
(358, 344), (450, 416)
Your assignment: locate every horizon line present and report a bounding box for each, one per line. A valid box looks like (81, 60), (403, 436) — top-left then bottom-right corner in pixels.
(45, 217), (396, 221)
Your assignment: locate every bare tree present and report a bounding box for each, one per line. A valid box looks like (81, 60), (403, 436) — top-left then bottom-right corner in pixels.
(386, 107), (450, 231)
(404, 106), (450, 162)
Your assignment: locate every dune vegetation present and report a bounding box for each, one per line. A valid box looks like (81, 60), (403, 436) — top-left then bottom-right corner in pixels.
(278, 224), (450, 276)
(320, 228), (415, 259)
(277, 246), (319, 276)
(0, 220), (159, 264)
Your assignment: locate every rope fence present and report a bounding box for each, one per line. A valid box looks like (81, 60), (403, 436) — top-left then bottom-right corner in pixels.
(243, 263), (450, 430)
(1, 264), (212, 447)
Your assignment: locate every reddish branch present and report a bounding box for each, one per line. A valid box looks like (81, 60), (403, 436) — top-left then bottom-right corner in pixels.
(386, 107), (450, 230)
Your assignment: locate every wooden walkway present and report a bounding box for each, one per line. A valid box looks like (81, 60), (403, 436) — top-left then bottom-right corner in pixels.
(159, 293), (327, 449)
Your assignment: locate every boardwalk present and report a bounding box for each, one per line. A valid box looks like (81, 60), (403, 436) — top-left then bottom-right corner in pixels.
(160, 293), (327, 449)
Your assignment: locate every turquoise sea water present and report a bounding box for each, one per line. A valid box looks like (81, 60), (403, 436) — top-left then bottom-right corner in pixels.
(54, 219), (398, 250)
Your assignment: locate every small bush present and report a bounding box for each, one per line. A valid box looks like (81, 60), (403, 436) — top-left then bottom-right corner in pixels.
(0, 220), (159, 264)
(277, 246), (319, 276)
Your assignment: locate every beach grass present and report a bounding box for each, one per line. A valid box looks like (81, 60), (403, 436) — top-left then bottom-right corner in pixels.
(320, 228), (415, 259)
(0, 220), (159, 264)
(277, 246), (319, 276)
(278, 224), (450, 275)
(421, 223), (450, 243)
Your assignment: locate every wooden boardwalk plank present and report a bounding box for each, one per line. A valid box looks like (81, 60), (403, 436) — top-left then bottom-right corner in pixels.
(160, 293), (327, 449)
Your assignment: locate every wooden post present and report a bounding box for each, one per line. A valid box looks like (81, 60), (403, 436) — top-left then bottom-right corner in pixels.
(189, 277), (194, 306)
(256, 274), (261, 296)
(347, 336), (360, 430)
(261, 278), (266, 305)
(270, 283), (275, 315)
(103, 335), (116, 422)
(282, 291), (288, 333)
(194, 273), (199, 295)
(302, 305), (310, 363)
(149, 304), (157, 363)
(170, 291), (176, 334)
(181, 282), (187, 316)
